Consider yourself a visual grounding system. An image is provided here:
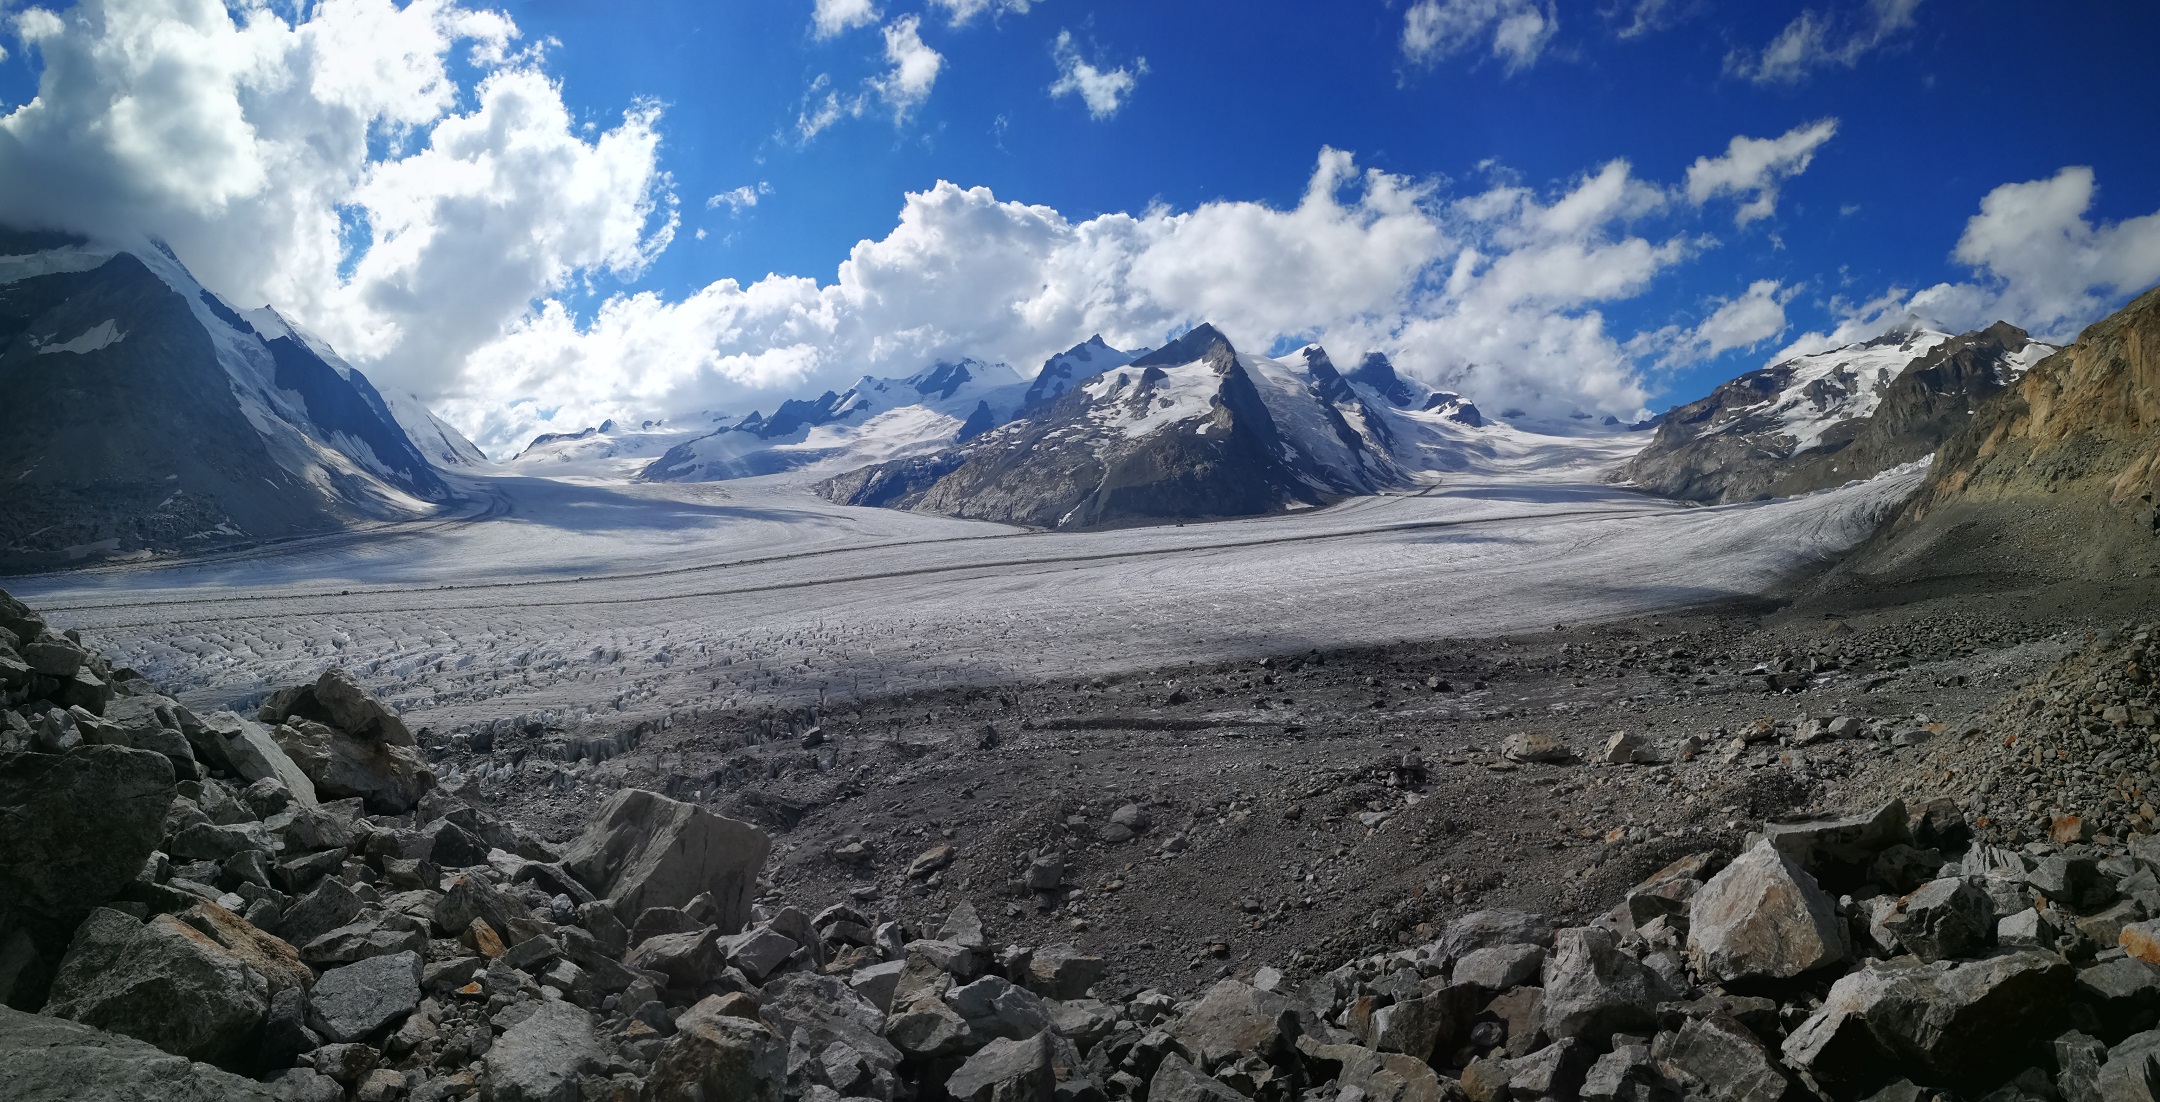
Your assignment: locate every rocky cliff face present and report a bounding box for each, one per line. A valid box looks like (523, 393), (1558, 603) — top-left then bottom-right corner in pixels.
(1851, 285), (2160, 581)
(1615, 323), (2052, 504)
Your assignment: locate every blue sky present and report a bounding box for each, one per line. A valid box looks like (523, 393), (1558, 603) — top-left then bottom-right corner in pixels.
(2, 1), (2157, 451)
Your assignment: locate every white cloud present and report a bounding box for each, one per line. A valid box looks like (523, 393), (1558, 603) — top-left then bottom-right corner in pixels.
(450, 146), (1740, 451)
(708, 182), (771, 213)
(0, 0), (671, 412)
(871, 15), (941, 120)
(1402, 0), (1558, 73)
(1727, 0), (1922, 85)
(1685, 118), (1838, 226)
(811, 0), (879, 39)
(927, 0), (1034, 26)
(1048, 30), (1143, 119)
(1773, 165), (2160, 361)
(1633, 279), (1794, 370)
(1612, 0), (1672, 39)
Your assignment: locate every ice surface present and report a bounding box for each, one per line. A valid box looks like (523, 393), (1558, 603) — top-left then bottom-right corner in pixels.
(14, 441), (1927, 736)
(37, 319), (124, 355)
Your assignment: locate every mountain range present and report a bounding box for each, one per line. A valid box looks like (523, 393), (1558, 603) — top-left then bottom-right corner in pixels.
(0, 228), (483, 572)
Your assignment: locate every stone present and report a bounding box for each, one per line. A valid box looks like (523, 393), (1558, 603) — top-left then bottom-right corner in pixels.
(1433, 910), (1554, 963)
(42, 909), (269, 1069)
(0, 744), (174, 1010)
(1998, 907), (2062, 949)
(2123, 919), (2160, 965)
(1580, 1041), (1657, 1102)
(1883, 877), (1996, 962)
(173, 902), (310, 999)
(432, 874), (537, 944)
(1148, 1053), (1244, 1102)
(312, 1041), (380, 1084)
(280, 878), (364, 950)
(1510, 1037), (1592, 1099)
(1654, 1015), (1791, 1102)
(299, 914), (427, 966)
(2076, 957), (2160, 1042)
(1486, 986), (1547, 1057)
(1542, 926), (1666, 1041)
(1688, 840), (1848, 982)
(755, 972), (899, 1073)
(0, 1003), (283, 1101)
(886, 996), (971, 1059)
(419, 819), (489, 868)
(947, 1032), (1057, 1102)
(627, 927), (723, 997)
(1909, 798), (1973, 851)
(1603, 733), (1646, 764)
(1027, 943), (1108, 999)
(1625, 853), (1713, 927)
(2031, 856), (2115, 910)
(908, 844), (955, 879)
(270, 1069), (342, 1102)
(562, 789), (768, 932)
(938, 900), (987, 947)
(1501, 733), (1570, 763)
(947, 975), (1053, 1045)
(1026, 854), (1066, 892)
(188, 712), (318, 806)
(1454, 944), (1547, 992)
(309, 950), (422, 1043)
(720, 925), (797, 982)
(851, 959), (907, 1013)
(1762, 801), (1911, 891)
(1169, 979), (1320, 1067)
(645, 995), (785, 1102)
(485, 999), (601, 1102)
(2055, 1031), (2107, 1102)
(301, 669), (414, 747)
(1111, 804), (1152, 831)
(1368, 986), (1477, 1062)
(269, 720), (429, 814)
(1781, 951), (2074, 1093)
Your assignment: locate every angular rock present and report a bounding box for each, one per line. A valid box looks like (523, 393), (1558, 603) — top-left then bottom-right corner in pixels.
(627, 927), (724, 998)
(279, 879), (363, 950)
(947, 1031), (1057, 1102)
(645, 995), (785, 1102)
(1148, 1052), (1244, 1102)
(2074, 957), (2160, 1043)
(1026, 943), (1107, 1000)
(485, 999), (601, 1102)
(0, 744), (174, 1010)
(0, 1003), (283, 1101)
(1501, 733), (1570, 763)
(189, 712), (318, 806)
(1655, 1015), (1791, 1102)
(1543, 926), (1666, 1040)
(173, 902), (310, 999)
(1433, 910), (1554, 964)
(309, 950), (422, 1043)
(756, 972), (899, 1073)
(2097, 1031), (2160, 1102)
(299, 913), (426, 966)
(1999, 907), (2062, 949)
(1454, 944), (1547, 992)
(1883, 877), (1996, 963)
(1169, 979), (1319, 1067)
(2031, 856), (2115, 911)
(1782, 951), (2074, 1093)
(2123, 919), (2160, 965)
(42, 909), (269, 1069)
(302, 669), (414, 747)
(269, 720), (428, 814)
(886, 996), (971, 1059)
(720, 925), (797, 983)
(1763, 801), (1910, 890)
(563, 789), (769, 932)
(1688, 840), (1847, 982)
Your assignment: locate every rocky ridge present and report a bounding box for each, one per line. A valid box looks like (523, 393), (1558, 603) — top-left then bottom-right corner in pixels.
(13, 586), (2160, 1101)
(1614, 323), (2052, 506)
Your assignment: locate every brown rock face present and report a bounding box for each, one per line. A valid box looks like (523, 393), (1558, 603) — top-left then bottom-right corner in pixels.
(1857, 285), (2160, 579)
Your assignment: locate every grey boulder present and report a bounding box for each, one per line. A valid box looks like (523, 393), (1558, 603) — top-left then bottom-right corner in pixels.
(563, 788), (769, 933)
(485, 999), (602, 1102)
(1689, 840), (1848, 982)
(41, 909), (269, 1069)
(644, 994), (786, 1102)
(308, 950), (422, 1043)
(0, 1004), (282, 1101)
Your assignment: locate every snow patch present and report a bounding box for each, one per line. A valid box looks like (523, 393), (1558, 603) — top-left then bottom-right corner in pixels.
(38, 319), (125, 355)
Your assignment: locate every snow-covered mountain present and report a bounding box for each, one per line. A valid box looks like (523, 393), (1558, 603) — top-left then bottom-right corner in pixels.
(508, 417), (726, 481)
(639, 357), (1039, 482)
(0, 226), (474, 570)
(1613, 321), (2054, 504)
(1021, 334), (1150, 408)
(819, 324), (1459, 528)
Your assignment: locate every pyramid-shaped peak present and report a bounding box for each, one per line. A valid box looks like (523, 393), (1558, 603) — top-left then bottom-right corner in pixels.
(1131, 323), (1234, 368)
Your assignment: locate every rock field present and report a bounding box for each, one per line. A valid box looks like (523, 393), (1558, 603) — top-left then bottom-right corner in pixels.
(15, 578), (2160, 1102)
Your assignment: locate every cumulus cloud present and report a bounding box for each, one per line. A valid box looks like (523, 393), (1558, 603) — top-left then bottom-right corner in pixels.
(1402, 0), (1558, 73)
(1685, 118), (1838, 227)
(1727, 0), (1922, 85)
(1773, 165), (2160, 362)
(811, 0), (879, 39)
(928, 0), (1034, 26)
(1633, 279), (1794, 370)
(872, 15), (942, 120)
(1048, 30), (1144, 119)
(0, 0), (671, 409)
(1611, 0), (1673, 40)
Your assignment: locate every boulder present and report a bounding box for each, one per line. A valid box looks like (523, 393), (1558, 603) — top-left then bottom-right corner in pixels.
(1148, 1052), (1245, 1102)
(1688, 840), (1847, 983)
(172, 902), (310, 999)
(308, 951), (422, 1044)
(1169, 979), (1318, 1067)
(0, 1004), (283, 1101)
(1369, 985), (1480, 1061)
(41, 909), (270, 1069)
(2123, 919), (2160, 965)
(1454, 944), (1547, 992)
(1542, 926), (1666, 1040)
(946, 1031), (1057, 1102)
(95, 694), (200, 780)
(298, 913), (426, 966)
(886, 995), (972, 1059)
(2097, 1031), (2160, 1102)
(1654, 1015), (1791, 1102)
(1882, 877), (1996, 963)
(1026, 943), (1108, 1000)
(644, 995), (786, 1102)
(1501, 733), (1571, 763)
(1781, 951), (2074, 1093)
(719, 925), (796, 983)
(486, 999), (602, 1102)
(563, 789), (769, 932)
(279, 879), (364, 950)
(1299, 1038), (1462, 1102)
(300, 669), (414, 748)
(947, 975), (1053, 1046)
(188, 713), (317, 806)
(627, 928), (724, 998)
(1432, 910), (1553, 964)
(2030, 856), (2115, 911)
(756, 972), (900, 1072)
(269, 720), (428, 814)
(1762, 801), (1910, 890)
(433, 874), (540, 944)
(0, 744), (175, 1010)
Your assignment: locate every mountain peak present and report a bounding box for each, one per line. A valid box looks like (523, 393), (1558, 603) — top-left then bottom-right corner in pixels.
(1130, 323), (1234, 369)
